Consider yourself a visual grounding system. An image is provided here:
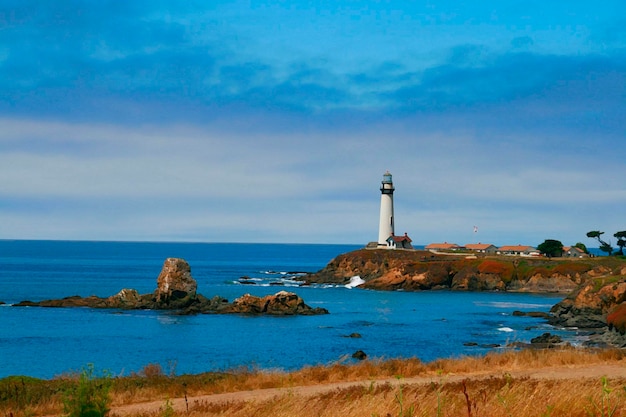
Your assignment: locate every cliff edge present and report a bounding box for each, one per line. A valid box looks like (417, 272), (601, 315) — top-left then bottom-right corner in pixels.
(305, 249), (624, 293)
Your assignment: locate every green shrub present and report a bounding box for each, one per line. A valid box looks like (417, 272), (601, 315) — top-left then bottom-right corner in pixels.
(0, 375), (59, 410)
(63, 364), (111, 417)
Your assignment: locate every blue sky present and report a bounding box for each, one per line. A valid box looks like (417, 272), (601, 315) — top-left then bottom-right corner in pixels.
(1, 1), (624, 246)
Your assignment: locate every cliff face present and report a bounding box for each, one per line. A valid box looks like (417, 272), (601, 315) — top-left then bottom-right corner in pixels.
(305, 249), (619, 293)
(550, 268), (626, 329)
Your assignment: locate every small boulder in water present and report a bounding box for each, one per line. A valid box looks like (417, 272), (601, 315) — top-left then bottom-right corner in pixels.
(352, 350), (367, 360)
(530, 332), (562, 345)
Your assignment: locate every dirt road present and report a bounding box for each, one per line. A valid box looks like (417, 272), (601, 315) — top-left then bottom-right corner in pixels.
(110, 363), (626, 416)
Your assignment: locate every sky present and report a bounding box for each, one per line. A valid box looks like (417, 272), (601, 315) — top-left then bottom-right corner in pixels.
(0, 1), (624, 246)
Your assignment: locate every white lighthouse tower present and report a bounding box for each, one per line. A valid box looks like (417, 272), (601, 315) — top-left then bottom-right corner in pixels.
(377, 171), (395, 246)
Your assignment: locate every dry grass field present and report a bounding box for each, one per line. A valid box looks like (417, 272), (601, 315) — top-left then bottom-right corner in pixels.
(2, 347), (625, 417)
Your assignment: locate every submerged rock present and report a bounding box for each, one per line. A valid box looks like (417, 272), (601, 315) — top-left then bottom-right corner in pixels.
(512, 310), (551, 319)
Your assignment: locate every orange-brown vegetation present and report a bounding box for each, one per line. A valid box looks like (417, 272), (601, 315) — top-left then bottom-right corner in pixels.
(608, 303), (626, 334)
(477, 260), (514, 281)
(2, 348), (625, 417)
(552, 261), (593, 276)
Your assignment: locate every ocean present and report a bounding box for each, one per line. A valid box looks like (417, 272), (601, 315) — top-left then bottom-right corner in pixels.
(0, 240), (574, 379)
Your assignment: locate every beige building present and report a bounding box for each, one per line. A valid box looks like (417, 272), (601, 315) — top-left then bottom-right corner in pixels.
(497, 245), (540, 256)
(464, 243), (498, 254)
(562, 246), (588, 258)
(425, 242), (461, 251)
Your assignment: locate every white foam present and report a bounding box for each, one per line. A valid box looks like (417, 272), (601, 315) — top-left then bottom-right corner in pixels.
(498, 327), (515, 332)
(476, 302), (551, 309)
(345, 275), (366, 289)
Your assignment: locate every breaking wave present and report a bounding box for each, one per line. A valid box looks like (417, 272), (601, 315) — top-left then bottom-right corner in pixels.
(345, 275), (366, 289)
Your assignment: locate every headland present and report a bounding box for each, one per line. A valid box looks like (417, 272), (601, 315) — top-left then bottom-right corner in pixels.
(305, 248), (626, 346)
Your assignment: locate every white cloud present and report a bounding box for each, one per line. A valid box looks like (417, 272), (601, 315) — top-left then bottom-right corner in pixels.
(0, 117), (622, 245)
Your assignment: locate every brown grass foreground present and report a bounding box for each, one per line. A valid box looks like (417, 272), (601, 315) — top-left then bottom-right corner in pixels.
(2, 347), (626, 417)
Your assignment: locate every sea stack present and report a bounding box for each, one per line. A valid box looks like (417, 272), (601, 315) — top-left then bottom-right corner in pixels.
(154, 258), (198, 307)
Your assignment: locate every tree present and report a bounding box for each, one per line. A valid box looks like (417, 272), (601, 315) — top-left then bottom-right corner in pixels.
(574, 242), (589, 254)
(614, 231), (626, 256)
(586, 230), (613, 256)
(537, 239), (564, 257)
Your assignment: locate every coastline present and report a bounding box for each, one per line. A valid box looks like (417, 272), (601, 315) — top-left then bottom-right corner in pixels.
(1, 241), (624, 380)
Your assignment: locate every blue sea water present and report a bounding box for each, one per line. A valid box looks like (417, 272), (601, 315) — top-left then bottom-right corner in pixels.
(0, 240), (572, 379)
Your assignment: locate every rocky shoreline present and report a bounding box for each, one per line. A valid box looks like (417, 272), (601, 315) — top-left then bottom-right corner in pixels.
(12, 258), (328, 316)
(304, 249), (626, 347)
(9, 250), (626, 348)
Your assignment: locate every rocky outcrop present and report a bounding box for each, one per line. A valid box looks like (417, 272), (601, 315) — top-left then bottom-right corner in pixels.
(305, 249), (625, 294)
(550, 276), (626, 328)
(506, 332), (564, 349)
(221, 291), (328, 316)
(549, 275), (626, 346)
(13, 258), (327, 316)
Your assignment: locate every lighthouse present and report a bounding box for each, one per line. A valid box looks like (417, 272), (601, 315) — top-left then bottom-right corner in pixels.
(377, 171), (395, 246)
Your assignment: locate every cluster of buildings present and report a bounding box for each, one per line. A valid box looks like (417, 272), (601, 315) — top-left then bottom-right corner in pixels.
(370, 171), (587, 258)
(424, 242), (588, 258)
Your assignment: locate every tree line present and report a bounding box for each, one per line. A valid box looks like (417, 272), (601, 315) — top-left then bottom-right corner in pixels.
(586, 230), (626, 256)
(537, 230), (626, 257)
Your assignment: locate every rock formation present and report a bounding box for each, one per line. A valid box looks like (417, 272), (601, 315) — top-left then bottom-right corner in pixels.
(222, 291), (328, 316)
(13, 258), (327, 316)
(550, 276), (626, 324)
(154, 258), (198, 308)
(305, 249), (624, 294)
(549, 274), (626, 346)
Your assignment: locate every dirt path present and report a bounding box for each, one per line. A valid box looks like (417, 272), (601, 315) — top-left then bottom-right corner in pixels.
(110, 363), (626, 416)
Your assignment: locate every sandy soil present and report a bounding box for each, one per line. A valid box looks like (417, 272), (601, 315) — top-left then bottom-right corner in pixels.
(109, 363), (626, 416)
